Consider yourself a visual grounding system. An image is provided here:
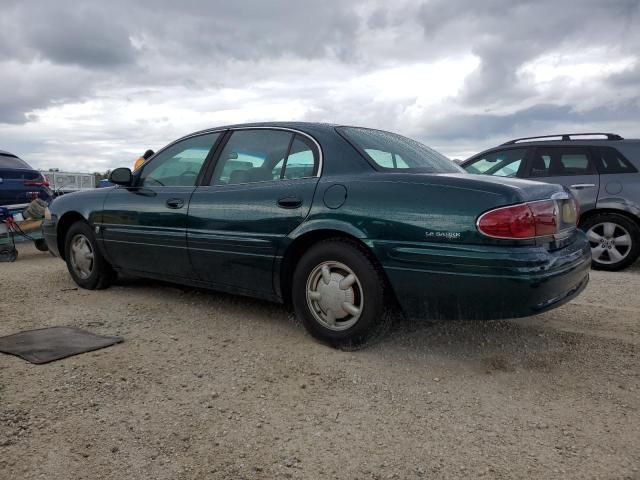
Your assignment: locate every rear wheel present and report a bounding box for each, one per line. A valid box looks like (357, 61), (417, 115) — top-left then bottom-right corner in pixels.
(64, 222), (115, 289)
(581, 213), (640, 271)
(292, 239), (389, 347)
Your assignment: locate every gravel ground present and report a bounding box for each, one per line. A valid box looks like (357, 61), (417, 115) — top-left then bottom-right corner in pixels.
(1, 244), (639, 480)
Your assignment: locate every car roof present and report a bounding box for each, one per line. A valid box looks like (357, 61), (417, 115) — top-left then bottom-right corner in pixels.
(0, 149), (19, 157)
(190, 121), (340, 137)
(497, 139), (640, 147)
(465, 138), (640, 163)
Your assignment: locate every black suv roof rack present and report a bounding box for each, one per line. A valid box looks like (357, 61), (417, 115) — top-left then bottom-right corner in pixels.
(501, 132), (624, 145)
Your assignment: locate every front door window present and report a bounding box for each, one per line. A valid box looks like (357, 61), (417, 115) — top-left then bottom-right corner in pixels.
(139, 133), (220, 187)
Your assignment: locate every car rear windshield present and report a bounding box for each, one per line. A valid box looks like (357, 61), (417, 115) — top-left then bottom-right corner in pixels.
(0, 154), (31, 169)
(337, 127), (462, 174)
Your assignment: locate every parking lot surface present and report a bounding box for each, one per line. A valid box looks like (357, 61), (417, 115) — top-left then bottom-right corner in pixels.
(1, 245), (639, 479)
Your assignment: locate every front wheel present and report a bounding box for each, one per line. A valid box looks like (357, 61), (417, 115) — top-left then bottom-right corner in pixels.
(291, 239), (389, 347)
(64, 222), (115, 289)
(581, 213), (640, 271)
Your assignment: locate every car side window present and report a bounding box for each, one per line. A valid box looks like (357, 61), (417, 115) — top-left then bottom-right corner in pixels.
(282, 135), (318, 179)
(596, 147), (638, 174)
(212, 130), (293, 185)
(139, 133), (220, 187)
(528, 147), (594, 177)
(463, 148), (526, 177)
(211, 130), (320, 185)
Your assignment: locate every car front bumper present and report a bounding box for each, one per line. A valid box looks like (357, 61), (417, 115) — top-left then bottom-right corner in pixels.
(42, 218), (60, 257)
(374, 232), (591, 321)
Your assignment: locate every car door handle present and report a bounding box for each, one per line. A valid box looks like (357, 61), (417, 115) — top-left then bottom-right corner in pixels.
(570, 184), (596, 189)
(277, 197), (303, 209)
(166, 198), (185, 209)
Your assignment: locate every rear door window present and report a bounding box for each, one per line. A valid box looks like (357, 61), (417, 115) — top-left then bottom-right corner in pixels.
(282, 135), (318, 179)
(211, 129), (293, 185)
(463, 148), (527, 177)
(527, 147), (595, 177)
(212, 130), (319, 185)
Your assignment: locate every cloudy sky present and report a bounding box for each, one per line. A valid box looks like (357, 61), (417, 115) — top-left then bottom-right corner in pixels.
(1, 0), (639, 172)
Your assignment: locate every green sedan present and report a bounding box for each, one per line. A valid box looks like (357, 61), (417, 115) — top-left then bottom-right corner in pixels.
(43, 123), (591, 346)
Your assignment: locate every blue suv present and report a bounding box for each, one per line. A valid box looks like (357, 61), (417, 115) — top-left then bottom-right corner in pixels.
(462, 133), (640, 271)
(0, 150), (52, 207)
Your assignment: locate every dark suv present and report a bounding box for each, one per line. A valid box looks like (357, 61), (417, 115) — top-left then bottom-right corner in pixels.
(462, 133), (640, 271)
(0, 150), (52, 206)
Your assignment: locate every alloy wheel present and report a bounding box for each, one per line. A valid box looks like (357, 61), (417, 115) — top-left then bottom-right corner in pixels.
(586, 222), (632, 265)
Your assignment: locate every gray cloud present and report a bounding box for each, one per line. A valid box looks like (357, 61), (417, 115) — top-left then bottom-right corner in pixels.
(415, 0), (640, 107)
(0, 0), (638, 168)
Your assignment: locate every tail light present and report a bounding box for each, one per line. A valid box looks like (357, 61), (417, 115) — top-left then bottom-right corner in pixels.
(24, 175), (49, 187)
(477, 194), (578, 240)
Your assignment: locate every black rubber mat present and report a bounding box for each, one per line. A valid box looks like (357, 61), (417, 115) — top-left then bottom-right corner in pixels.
(0, 326), (123, 364)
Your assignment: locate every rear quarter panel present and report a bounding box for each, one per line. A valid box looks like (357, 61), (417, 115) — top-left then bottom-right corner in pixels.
(597, 143), (640, 217)
(290, 171), (586, 320)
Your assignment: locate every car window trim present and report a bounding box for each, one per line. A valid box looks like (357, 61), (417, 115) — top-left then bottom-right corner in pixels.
(279, 134), (297, 180)
(200, 127), (323, 187)
(524, 146), (596, 178)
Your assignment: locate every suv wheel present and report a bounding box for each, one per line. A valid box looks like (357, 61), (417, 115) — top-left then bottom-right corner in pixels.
(291, 239), (390, 347)
(581, 213), (640, 271)
(64, 221), (115, 289)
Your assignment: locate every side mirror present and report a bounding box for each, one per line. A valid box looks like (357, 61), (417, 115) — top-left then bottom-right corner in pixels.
(109, 167), (133, 186)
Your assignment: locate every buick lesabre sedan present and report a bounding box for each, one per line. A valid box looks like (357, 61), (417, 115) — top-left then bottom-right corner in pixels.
(44, 123), (591, 346)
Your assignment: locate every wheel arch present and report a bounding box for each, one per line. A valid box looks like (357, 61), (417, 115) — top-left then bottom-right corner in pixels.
(579, 207), (640, 231)
(278, 228), (394, 306)
(56, 211), (88, 260)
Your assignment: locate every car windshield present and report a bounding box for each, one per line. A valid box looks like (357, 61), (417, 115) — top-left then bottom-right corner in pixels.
(0, 154), (31, 169)
(337, 127), (462, 174)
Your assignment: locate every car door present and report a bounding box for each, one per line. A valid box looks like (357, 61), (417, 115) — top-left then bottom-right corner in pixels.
(523, 146), (600, 211)
(187, 128), (320, 296)
(101, 132), (222, 278)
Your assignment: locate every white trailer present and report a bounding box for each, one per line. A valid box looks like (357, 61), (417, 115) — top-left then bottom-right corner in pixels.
(41, 171), (96, 194)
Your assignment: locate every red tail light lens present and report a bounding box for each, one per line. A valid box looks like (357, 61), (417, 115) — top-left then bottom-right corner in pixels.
(24, 176), (49, 187)
(528, 201), (558, 237)
(477, 204), (536, 239)
(478, 200), (564, 239)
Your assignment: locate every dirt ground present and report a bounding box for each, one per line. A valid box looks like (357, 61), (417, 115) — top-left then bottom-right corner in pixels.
(1, 244), (639, 480)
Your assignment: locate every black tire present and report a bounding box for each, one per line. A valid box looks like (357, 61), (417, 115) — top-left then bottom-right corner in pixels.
(580, 213), (640, 271)
(0, 246), (18, 262)
(34, 238), (48, 252)
(291, 238), (390, 348)
(64, 221), (115, 289)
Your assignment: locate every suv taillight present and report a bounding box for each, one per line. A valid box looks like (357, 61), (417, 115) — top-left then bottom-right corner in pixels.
(477, 196), (578, 239)
(24, 176), (49, 187)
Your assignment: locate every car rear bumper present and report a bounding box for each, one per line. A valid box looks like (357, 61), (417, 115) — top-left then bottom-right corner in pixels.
(375, 231), (591, 320)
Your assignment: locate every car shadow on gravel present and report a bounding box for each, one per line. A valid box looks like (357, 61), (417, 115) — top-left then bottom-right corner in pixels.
(373, 313), (588, 374)
(112, 275), (587, 373)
